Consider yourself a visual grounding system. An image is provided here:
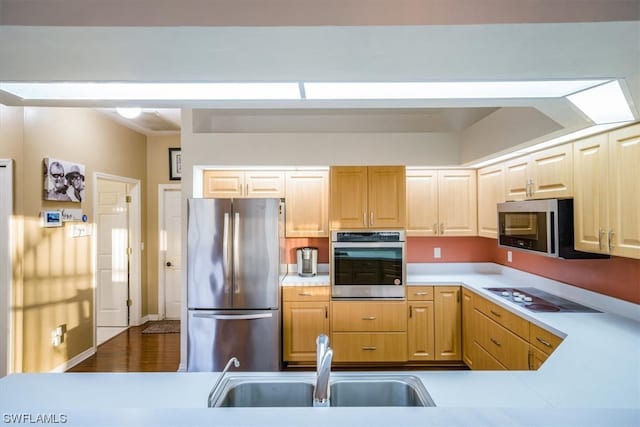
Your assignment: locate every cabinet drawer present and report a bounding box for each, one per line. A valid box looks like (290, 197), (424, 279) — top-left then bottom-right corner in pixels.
(529, 345), (549, 370)
(331, 301), (407, 332)
(332, 333), (407, 362)
(472, 341), (506, 370)
(282, 286), (330, 302)
(529, 323), (563, 355)
(474, 309), (529, 370)
(474, 295), (529, 340)
(407, 286), (434, 301)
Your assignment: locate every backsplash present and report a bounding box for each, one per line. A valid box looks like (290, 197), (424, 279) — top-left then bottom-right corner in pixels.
(406, 237), (494, 263)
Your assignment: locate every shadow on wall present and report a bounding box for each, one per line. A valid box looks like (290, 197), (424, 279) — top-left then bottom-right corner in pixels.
(12, 216), (94, 372)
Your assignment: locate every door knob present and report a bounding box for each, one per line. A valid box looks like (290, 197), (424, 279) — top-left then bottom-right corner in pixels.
(166, 261), (173, 267)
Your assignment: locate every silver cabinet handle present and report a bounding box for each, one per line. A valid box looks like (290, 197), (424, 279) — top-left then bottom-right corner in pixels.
(409, 305), (413, 318)
(440, 223), (445, 235)
(490, 309), (502, 318)
(414, 291), (428, 296)
(608, 229), (615, 252)
(363, 212), (367, 226)
(370, 211), (374, 226)
(298, 292), (313, 297)
(490, 337), (502, 347)
(598, 228), (604, 250)
(361, 346), (377, 351)
(361, 316), (377, 320)
(194, 313), (273, 320)
(433, 223), (438, 235)
(536, 337), (553, 348)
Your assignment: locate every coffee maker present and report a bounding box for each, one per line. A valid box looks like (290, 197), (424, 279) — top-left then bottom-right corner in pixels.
(296, 247), (318, 277)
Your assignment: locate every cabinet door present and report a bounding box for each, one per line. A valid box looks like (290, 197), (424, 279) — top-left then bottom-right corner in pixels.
(283, 301), (330, 362)
(203, 170), (245, 198)
(437, 170), (477, 236)
(529, 144), (573, 199)
(477, 164), (505, 239)
(529, 345), (548, 370)
(245, 171), (285, 198)
(330, 166), (368, 229)
(573, 134), (609, 254)
(406, 169), (439, 236)
(608, 124), (640, 259)
(285, 170), (329, 237)
(434, 286), (462, 361)
(504, 156), (530, 201)
(407, 302), (435, 361)
(367, 166), (406, 228)
(461, 289), (475, 368)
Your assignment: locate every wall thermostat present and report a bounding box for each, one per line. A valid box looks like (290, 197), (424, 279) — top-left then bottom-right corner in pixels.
(42, 210), (63, 228)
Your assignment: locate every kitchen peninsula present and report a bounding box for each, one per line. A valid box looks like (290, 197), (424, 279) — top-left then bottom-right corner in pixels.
(1, 263), (638, 426)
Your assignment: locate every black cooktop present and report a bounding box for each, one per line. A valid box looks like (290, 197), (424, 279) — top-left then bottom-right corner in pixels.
(485, 287), (601, 313)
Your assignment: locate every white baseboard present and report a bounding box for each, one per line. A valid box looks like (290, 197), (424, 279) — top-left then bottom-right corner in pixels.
(49, 347), (96, 373)
(139, 314), (160, 324)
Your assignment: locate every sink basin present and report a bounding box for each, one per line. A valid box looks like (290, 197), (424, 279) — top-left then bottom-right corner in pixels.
(209, 375), (435, 407)
(330, 376), (435, 407)
(214, 379), (315, 407)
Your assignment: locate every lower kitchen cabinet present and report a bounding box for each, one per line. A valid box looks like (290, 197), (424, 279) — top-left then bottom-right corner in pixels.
(332, 333), (407, 362)
(282, 287), (330, 363)
(434, 286), (462, 360)
(474, 308), (530, 370)
(407, 286), (435, 361)
(461, 288), (475, 368)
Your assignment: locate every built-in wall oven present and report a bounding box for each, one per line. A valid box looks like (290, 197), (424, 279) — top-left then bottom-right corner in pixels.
(331, 230), (406, 299)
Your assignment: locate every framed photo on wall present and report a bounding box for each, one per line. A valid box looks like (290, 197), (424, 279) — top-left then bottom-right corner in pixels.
(169, 148), (181, 181)
(43, 158), (86, 202)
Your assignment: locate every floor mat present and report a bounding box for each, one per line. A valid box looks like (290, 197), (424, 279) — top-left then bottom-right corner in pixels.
(141, 320), (180, 334)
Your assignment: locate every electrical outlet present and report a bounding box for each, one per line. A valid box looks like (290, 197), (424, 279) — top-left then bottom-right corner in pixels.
(434, 247), (442, 259)
(507, 250), (513, 263)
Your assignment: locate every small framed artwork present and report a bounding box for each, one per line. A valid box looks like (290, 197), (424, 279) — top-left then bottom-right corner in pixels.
(169, 148), (182, 181)
(43, 157), (86, 202)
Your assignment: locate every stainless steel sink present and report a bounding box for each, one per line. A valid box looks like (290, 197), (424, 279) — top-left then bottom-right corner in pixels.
(330, 376), (435, 407)
(208, 375), (435, 407)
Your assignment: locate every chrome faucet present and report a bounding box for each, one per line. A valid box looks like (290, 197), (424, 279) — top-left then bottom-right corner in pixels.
(207, 356), (240, 407)
(313, 334), (333, 407)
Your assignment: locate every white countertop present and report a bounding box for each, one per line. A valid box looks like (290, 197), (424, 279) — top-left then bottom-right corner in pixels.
(2, 263), (639, 426)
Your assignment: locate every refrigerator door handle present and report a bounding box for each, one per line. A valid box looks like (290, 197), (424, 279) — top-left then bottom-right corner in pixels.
(193, 312), (273, 321)
(233, 211), (240, 294)
(223, 212), (231, 291)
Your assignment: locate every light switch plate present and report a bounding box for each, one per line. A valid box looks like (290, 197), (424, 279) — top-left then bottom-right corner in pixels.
(507, 250), (513, 263)
(434, 247), (442, 259)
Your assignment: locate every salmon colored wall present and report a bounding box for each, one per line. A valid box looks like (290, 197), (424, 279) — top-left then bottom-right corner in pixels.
(406, 237), (495, 263)
(285, 238), (330, 264)
(492, 245), (640, 304)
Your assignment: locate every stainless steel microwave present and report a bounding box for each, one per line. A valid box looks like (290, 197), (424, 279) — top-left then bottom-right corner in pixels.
(497, 199), (608, 259)
(331, 230), (406, 299)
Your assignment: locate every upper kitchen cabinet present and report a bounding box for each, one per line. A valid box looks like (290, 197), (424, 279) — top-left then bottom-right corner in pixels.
(406, 169), (477, 236)
(330, 166), (406, 229)
(504, 145), (573, 201)
(573, 124), (640, 259)
(203, 170), (285, 198)
(285, 170), (329, 238)
(477, 164), (505, 239)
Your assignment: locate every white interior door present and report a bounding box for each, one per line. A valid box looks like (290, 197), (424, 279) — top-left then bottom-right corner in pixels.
(0, 159), (12, 377)
(97, 179), (129, 327)
(162, 188), (182, 319)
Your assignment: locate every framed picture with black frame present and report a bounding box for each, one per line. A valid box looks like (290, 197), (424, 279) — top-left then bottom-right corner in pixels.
(169, 148), (181, 181)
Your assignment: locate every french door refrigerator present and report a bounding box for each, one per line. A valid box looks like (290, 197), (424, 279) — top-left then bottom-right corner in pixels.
(186, 198), (284, 372)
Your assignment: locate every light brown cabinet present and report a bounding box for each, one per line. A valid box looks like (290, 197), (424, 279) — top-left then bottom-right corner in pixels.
(284, 170), (329, 237)
(331, 300), (407, 362)
(477, 163), (505, 239)
(504, 144), (573, 201)
(407, 286), (435, 361)
(203, 170), (285, 198)
(573, 124), (640, 259)
(461, 288), (475, 368)
(282, 287), (330, 363)
(330, 166), (406, 229)
(434, 286), (462, 360)
(406, 169), (477, 236)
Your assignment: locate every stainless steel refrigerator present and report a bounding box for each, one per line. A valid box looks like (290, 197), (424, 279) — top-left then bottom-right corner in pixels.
(186, 198), (284, 372)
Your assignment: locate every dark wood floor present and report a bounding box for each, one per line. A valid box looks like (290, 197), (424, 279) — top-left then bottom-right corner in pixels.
(67, 323), (181, 372)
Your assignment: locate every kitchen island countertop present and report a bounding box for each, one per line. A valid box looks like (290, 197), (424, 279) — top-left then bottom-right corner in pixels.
(1, 263), (638, 426)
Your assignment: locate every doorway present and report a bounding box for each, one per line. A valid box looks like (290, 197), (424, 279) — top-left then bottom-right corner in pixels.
(158, 184), (182, 320)
(94, 174), (141, 346)
(0, 159), (13, 377)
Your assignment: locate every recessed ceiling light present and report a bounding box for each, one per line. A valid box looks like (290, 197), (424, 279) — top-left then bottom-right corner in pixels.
(303, 80), (610, 100)
(567, 80), (635, 124)
(0, 82), (302, 100)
